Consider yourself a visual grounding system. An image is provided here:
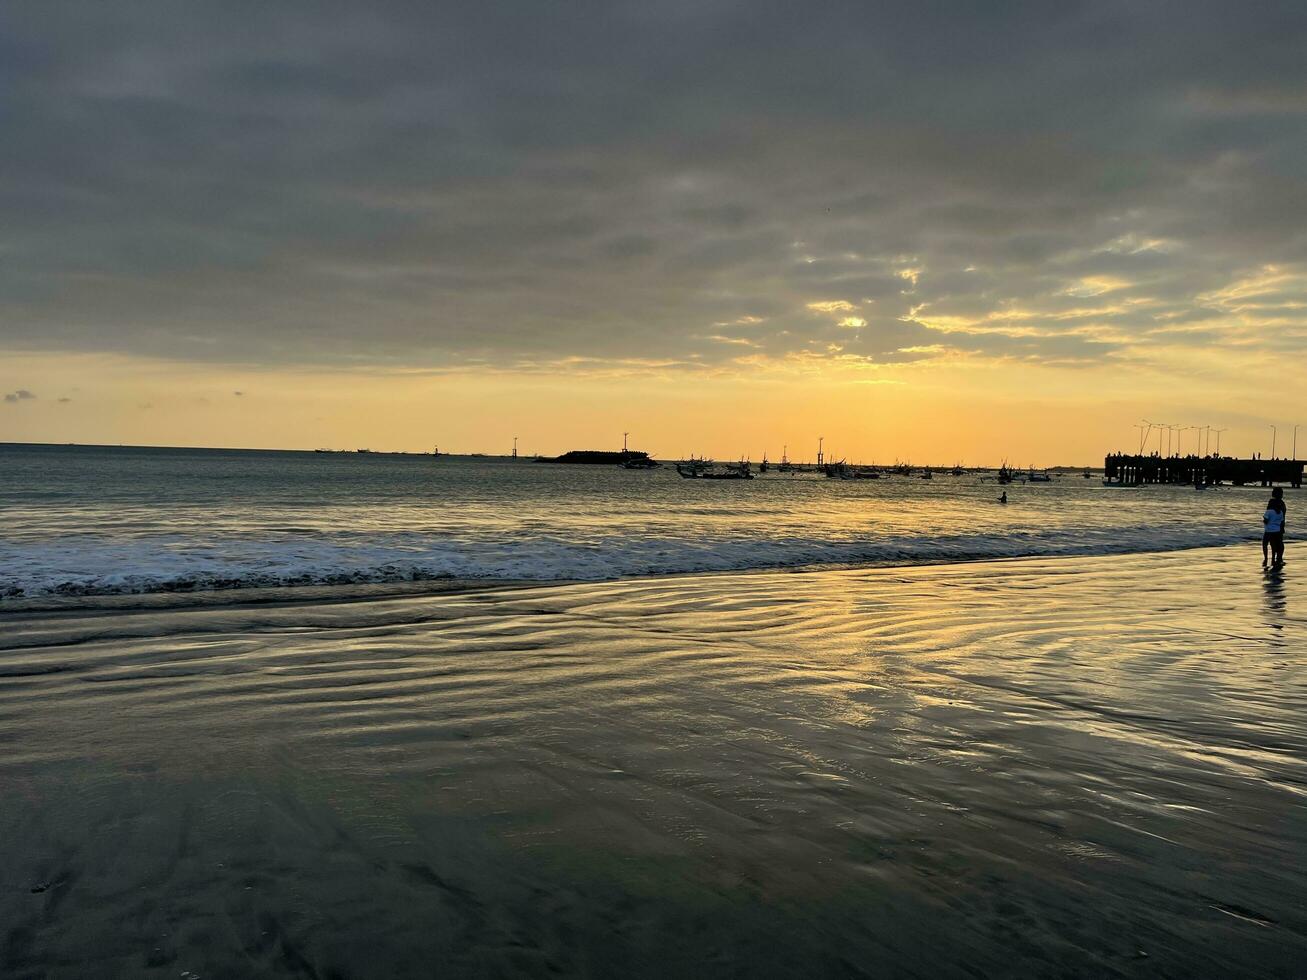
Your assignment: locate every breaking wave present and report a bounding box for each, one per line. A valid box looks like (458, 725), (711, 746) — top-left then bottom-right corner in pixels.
(0, 524), (1253, 598)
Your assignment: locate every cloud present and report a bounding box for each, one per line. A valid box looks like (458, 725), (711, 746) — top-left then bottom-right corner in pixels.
(0, 2), (1303, 377)
(4, 389), (36, 403)
(806, 300), (859, 314)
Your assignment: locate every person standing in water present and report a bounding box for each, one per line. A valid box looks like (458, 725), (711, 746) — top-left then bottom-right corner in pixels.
(1263, 487), (1286, 566)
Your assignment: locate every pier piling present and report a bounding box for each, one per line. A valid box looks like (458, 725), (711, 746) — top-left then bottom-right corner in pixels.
(1103, 453), (1303, 487)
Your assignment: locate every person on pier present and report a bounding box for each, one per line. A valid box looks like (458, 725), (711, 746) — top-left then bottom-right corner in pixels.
(1263, 488), (1286, 566)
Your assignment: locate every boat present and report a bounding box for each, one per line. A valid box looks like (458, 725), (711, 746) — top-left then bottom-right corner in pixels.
(1026, 466), (1053, 483)
(853, 468), (881, 479)
(1082, 469), (1091, 479)
(675, 457), (712, 478)
(920, 468), (933, 480)
(997, 462), (1015, 484)
(823, 460), (853, 479)
(950, 463), (965, 476)
(622, 456), (659, 469)
(698, 470), (753, 480)
(676, 460), (752, 480)
(759, 454), (769, 474)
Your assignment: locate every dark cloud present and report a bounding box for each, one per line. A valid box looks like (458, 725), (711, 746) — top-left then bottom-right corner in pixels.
(0, 1), (1304, 371)
(4, 390), (36, 403)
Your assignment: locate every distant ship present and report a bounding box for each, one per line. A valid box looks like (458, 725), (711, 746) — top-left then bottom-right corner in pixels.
(677, 460), (753, 480)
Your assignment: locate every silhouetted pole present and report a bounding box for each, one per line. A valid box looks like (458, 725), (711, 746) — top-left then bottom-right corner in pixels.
(1214, 428), (1227, 456)
(1146, 420), (1166, 455)
(1294, 424), (1300, 461)
(1271, 425), (1277, 459)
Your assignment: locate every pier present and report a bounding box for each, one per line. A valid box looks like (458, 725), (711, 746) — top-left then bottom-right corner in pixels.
(1104, 453), (1303, 487)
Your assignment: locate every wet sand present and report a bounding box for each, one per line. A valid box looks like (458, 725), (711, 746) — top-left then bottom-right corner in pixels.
(1, 545), (1303, 978)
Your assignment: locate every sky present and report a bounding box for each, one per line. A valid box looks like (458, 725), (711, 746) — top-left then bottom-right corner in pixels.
(2, 1), (1306, 463)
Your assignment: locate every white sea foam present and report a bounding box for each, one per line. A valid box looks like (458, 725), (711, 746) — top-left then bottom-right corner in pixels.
(0, 524), (1254, 598)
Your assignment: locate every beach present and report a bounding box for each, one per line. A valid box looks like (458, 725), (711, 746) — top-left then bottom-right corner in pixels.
(2, 544), (1303, 977)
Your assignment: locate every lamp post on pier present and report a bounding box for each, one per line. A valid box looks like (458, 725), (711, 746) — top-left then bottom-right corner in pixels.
(1143, 420), (1166, 456)
(1270, 425), (1277, 460)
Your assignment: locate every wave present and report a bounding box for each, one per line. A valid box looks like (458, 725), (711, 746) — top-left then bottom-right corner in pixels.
(0, 524), (1254, 599)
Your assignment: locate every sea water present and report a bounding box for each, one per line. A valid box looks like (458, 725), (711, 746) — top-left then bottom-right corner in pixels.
(0, 442), (1282, 598)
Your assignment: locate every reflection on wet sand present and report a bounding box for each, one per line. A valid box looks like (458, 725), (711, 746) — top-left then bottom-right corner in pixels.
(0, 544), (1304, 977)
(1263, 564), (1287, 629)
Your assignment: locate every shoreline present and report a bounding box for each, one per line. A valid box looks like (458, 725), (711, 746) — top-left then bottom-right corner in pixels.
(0, 536), (1271, 615)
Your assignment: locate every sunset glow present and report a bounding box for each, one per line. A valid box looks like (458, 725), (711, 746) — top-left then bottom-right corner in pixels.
(1, 4), (1303, 461)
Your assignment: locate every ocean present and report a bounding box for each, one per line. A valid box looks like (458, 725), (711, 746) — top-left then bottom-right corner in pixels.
(3, 443), (1303, 976)
(0, 442), (1276, 599)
